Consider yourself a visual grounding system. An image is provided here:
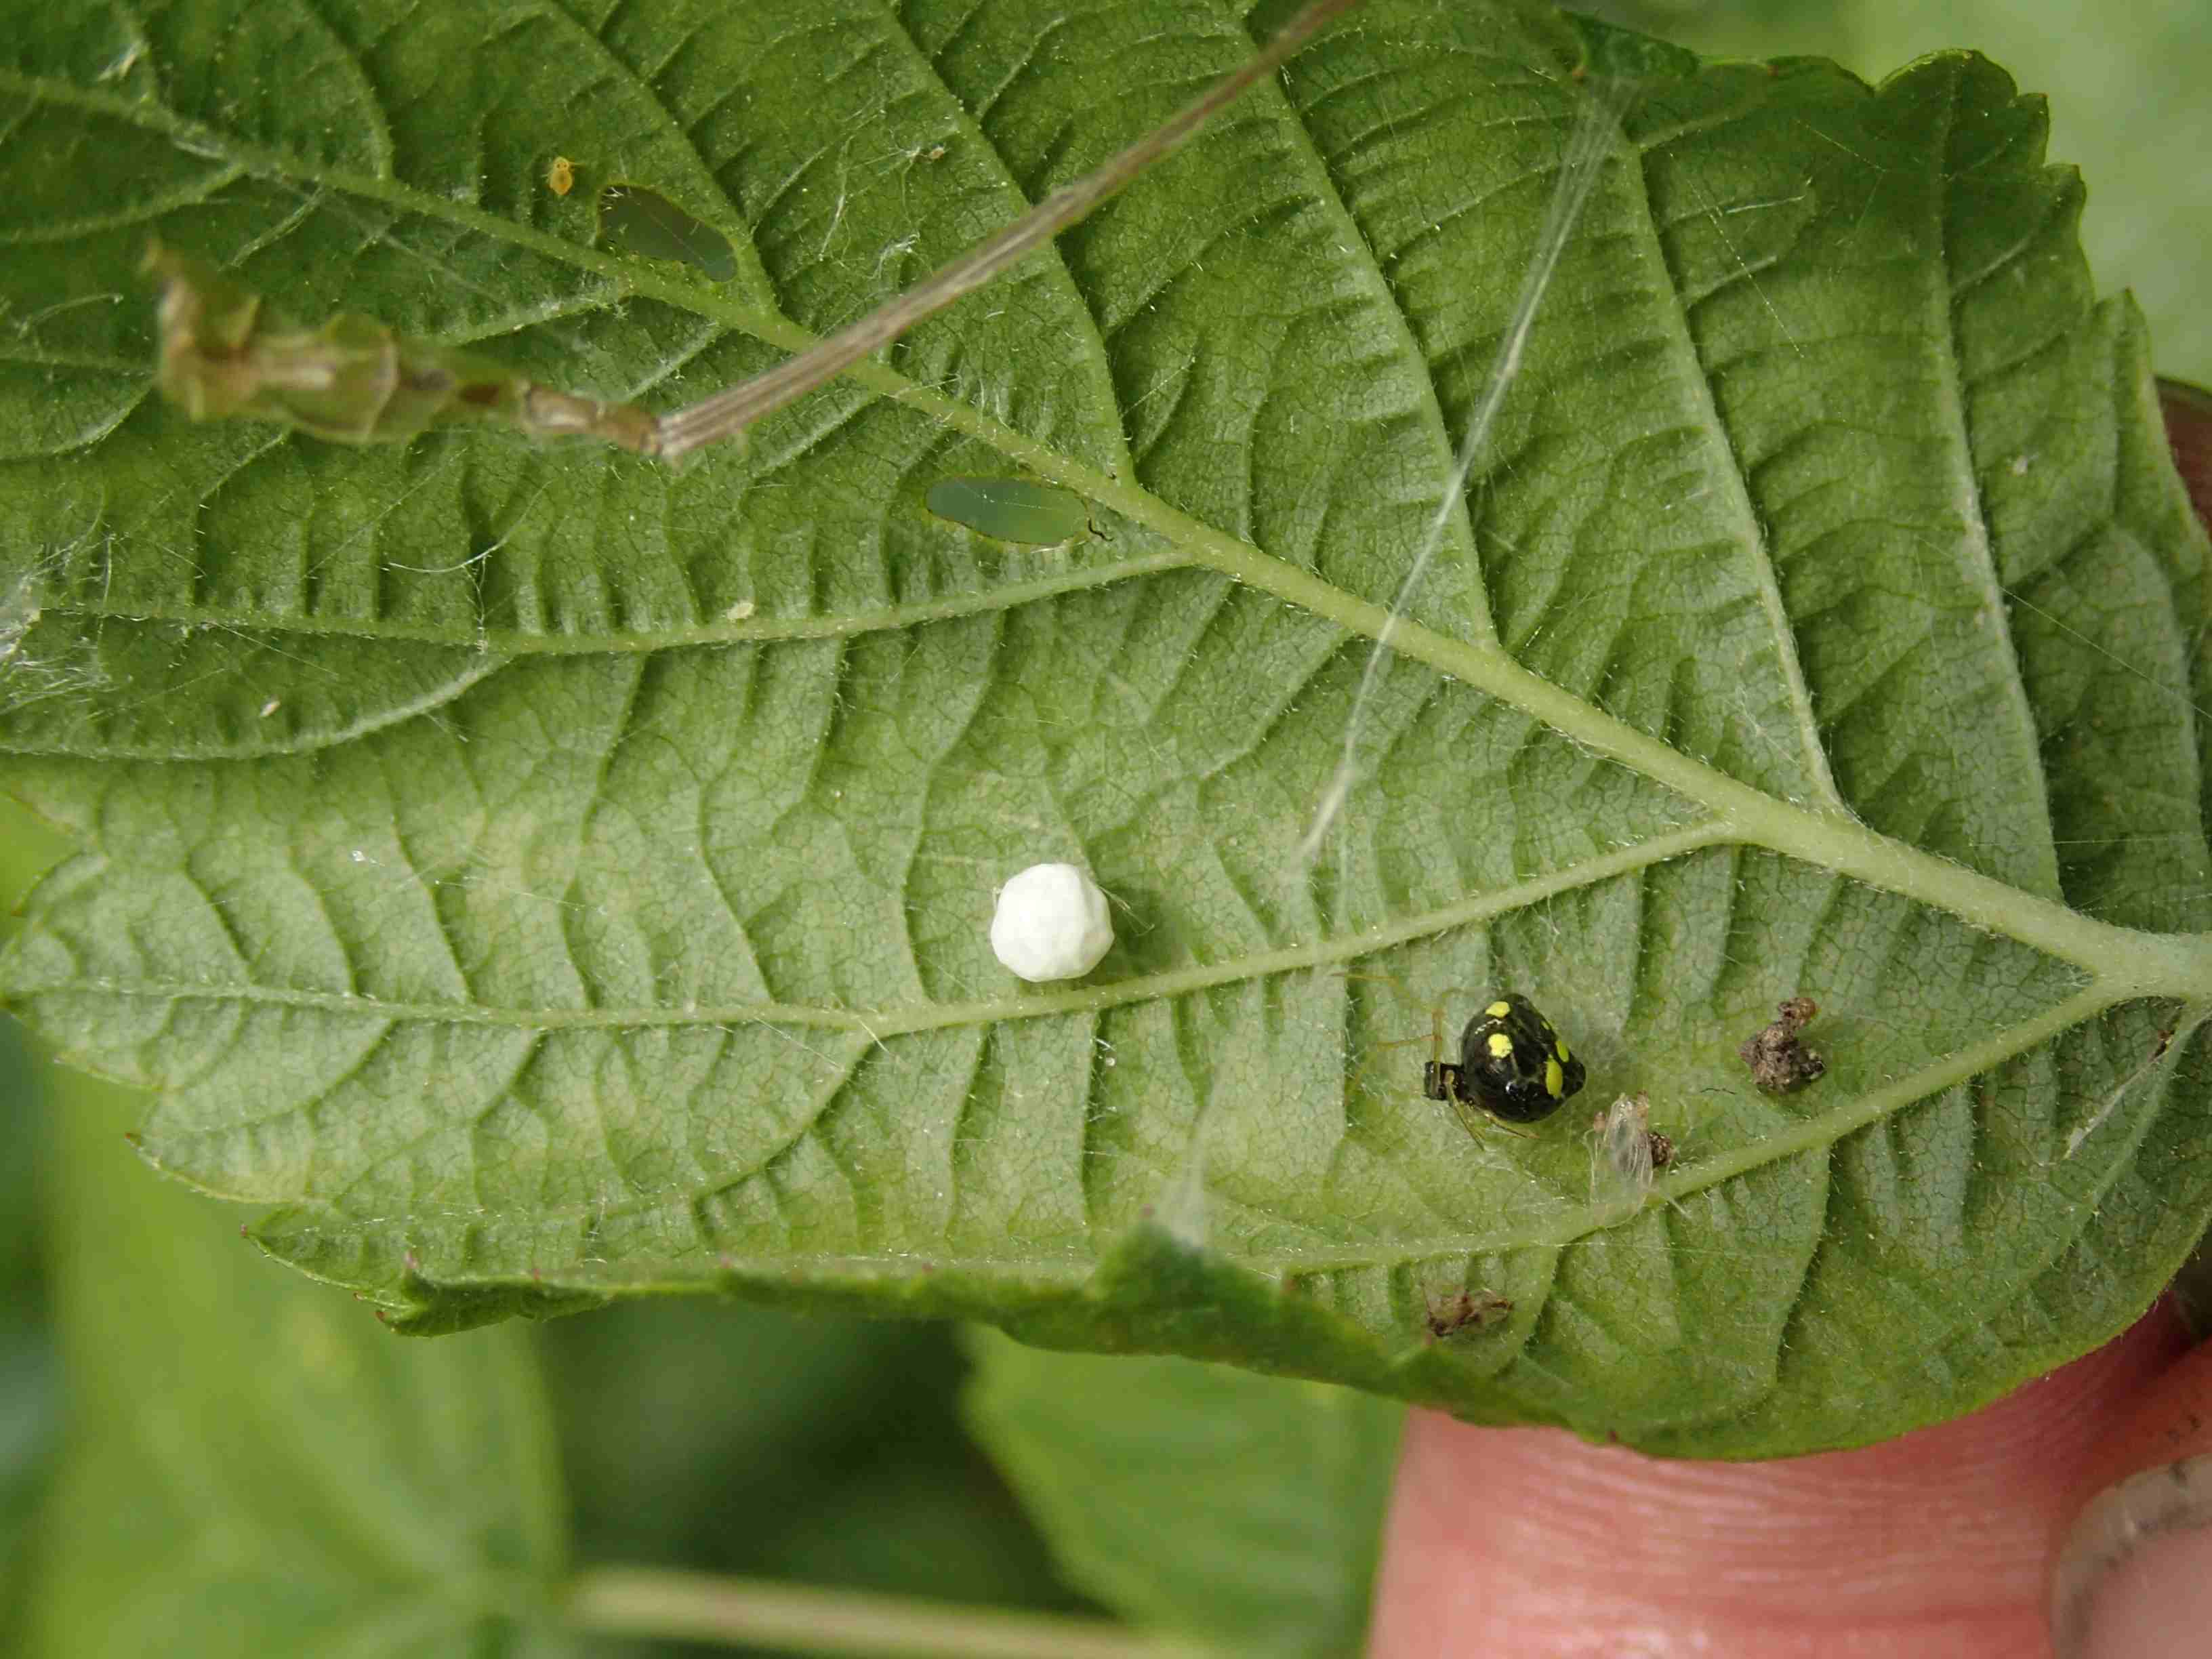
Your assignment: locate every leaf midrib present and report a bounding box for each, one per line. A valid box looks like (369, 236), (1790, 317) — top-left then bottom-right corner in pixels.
(8, 66), (2211, 1048)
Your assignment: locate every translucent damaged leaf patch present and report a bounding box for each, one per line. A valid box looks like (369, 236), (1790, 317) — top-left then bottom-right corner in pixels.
(1, 0), (2211, 1461)
(596, 183), (738, 281)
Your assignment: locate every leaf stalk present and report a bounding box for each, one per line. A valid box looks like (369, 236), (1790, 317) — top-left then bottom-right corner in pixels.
(564, 1565), (1221, 1659)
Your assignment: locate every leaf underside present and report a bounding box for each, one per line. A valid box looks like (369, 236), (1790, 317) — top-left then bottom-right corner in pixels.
(2, 0), (2209, 1458)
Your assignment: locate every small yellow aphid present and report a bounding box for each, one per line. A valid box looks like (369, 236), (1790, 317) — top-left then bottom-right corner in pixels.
(547, 156), (576, 197)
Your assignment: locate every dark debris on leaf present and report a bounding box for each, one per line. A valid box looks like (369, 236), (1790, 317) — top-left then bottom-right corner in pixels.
(1424, 1290), (1512, 1341)
(1739, 996), (1826, 1093)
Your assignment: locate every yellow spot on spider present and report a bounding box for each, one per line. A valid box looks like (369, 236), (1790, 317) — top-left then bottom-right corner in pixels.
(1485, 1000), (1512, 1018)
(1486, 1031), (1515, 1059)
(1555, 1039), (1570, 1063)
(1544, 1058), (1564, 1097)
(548, 156), (575, 197)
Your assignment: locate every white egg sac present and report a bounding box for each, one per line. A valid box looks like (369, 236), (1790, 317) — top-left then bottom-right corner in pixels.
(989, 862), (1113, 982)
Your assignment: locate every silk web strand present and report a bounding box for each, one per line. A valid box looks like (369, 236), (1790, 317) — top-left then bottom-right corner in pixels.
(1296, 70), (1640, 868)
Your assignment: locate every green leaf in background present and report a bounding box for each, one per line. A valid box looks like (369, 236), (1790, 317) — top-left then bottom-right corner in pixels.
(543, 1302), (1086, 1659)
(0, 1021), (56, 1653)
(0, 804), (72, 1652)
(964, 1329), (1401, 1659)
(23, 1060), (570, 1657)
(2, 1), (2210, 1458)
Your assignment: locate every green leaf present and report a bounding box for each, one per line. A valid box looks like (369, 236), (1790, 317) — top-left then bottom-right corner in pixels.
(544, 1303), (1082, 1614)
(1591, 0), (2212, 388)
(0, 1023), (56, 1652)
(964, 1328), (1399, 1658)
(22, 1063), (570, 1657)
(3, 1), (2210, 1457)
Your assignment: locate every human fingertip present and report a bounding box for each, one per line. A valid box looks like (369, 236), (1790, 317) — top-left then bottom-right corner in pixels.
(2051, 1339), (2212, 1658)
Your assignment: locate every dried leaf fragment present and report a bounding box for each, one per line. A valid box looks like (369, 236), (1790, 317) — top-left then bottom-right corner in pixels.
(142, 242), (664, 455)
(1739, 997), (1826, 1094)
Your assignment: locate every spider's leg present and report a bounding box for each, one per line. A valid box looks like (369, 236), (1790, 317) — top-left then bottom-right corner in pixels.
(1446, 1086), (1534, 1141)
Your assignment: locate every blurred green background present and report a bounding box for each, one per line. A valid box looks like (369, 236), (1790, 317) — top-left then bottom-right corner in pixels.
(2, 2), (2205, 1652)
(544, 1303), (1086, 1656)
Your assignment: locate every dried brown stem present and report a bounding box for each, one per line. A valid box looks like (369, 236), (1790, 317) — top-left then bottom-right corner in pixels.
(650, 0), (1368, 461)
